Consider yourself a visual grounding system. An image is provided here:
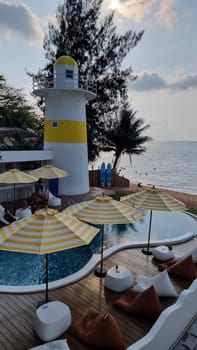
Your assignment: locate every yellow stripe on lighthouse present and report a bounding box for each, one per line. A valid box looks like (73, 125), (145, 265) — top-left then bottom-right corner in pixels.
(44, 120), (87, 143)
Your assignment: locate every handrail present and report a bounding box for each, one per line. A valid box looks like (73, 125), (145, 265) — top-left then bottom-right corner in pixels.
(32, 75), (97, 94)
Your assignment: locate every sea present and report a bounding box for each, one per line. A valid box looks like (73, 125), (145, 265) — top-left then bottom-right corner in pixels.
(91, 141), (197, 195)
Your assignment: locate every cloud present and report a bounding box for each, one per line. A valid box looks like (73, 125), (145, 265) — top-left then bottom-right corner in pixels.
(108, 0), (179, 27)
(117, 0), (156, 21)
(131, 72), (197, 91)
(156, 0), (178, 28)
(0, 1), (44, 44)
(43, 13), (57, 28)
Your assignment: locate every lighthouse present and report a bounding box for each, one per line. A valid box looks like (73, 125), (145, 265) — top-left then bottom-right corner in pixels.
(33, 55), (96, 195)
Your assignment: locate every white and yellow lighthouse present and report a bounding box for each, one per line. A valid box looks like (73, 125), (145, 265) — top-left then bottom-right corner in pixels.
(33, 55), (96, 195)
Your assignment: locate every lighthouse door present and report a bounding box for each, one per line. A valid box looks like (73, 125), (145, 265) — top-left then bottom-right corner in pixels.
(48, 178), (59, 196)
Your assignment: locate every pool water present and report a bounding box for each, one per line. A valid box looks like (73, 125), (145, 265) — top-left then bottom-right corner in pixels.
(0, 211), (196, 286)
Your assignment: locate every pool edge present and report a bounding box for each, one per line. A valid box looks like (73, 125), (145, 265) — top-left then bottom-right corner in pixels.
(0, 231), (195, 294)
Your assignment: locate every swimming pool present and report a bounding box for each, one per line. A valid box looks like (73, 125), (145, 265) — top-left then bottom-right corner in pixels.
(0, 211), (196, 287)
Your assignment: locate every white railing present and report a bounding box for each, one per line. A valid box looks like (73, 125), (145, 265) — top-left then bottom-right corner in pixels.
(32, 75), (97, 94)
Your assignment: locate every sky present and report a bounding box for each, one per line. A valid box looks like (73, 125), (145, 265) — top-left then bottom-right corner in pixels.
(0, 0), (197, 141)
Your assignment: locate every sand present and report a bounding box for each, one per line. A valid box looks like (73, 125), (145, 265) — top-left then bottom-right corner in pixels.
(109, 183), (197, 211)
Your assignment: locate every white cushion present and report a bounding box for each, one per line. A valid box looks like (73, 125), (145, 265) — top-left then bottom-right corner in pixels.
(0, 205), (5, 215)
(29, 339), (70, 349)
(133, 270), (178, 297)
(175, 245), (197, 263)
(185, 246), (197, 263)
(48, 191), (55, 200)
(48, 197), (61, 207)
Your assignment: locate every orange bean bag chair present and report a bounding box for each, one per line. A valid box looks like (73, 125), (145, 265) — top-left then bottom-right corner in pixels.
(69, 308), (125, 349)
(159, 255), (197, 281)
(114, 286), (162, 319)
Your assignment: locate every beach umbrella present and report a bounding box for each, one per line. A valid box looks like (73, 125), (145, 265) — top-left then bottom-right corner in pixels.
(30, 164), (68, 179)
(121, 186), (186, 255)
(64, 196), (144, 277)
(0, 169), (38, 207)
(0, 208), (99, 303)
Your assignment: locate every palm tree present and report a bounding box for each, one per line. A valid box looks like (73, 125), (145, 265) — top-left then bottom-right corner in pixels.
(103, 94), (152, 170)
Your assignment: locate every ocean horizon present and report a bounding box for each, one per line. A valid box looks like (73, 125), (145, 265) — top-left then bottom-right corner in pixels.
(91, 141), (197, 196)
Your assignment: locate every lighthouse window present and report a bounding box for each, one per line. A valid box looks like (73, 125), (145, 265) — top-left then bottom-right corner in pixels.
(51, 121), (59, 128)
(66, 69), (73, 79)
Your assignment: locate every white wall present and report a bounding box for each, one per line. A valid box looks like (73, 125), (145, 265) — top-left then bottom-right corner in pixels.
(46, 143), (89, 195)
(0, 150), (53, 163)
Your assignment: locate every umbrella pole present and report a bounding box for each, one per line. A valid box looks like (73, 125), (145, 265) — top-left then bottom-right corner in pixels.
(95, 224), (106, 277)
(37, 254), (49, 307)
(142, 209), (153, 255)
(45, 254), (49, 303)
(13, 184), (16, 213)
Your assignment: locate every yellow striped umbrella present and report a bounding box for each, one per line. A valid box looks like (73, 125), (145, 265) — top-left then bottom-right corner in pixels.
(0, 208), (99, 303)
(121, 186), (186, 255)
(64, 196), (144, 276)
(0, 168), (38, 184)
(30, 164), (68, 179)
(0, 168), (38, 207)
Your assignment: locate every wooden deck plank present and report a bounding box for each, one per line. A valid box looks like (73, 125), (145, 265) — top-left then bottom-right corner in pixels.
(0, 238), (196, 350)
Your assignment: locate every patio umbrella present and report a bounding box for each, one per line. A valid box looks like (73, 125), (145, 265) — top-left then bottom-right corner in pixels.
(0, 208), (99, 303)
(64, 196), (144, 277)
(30, 164), (68, 179)
(0, 169), (38, 208)
(121, 186), (186, 255)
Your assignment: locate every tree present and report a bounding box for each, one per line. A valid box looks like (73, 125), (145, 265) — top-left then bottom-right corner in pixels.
(102, 93), (152, 170)
(39, 0), (144, 161)
(0, 75), (44, 137)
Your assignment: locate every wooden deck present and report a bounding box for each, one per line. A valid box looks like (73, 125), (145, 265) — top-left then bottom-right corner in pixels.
(0, 238), (196, 350)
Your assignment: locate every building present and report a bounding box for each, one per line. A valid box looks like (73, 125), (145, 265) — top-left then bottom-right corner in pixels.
(0, 55), (96, 202)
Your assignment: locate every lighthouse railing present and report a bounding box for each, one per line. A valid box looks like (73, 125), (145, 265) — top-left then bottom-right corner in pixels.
(33, 75), (97, 94)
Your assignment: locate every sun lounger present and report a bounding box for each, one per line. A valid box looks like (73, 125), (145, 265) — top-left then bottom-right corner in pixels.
(0, 204), (19, 225)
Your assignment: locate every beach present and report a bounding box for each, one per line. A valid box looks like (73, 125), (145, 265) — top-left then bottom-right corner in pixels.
(109, 183), (197, 211)
(95, 142), (197, 196)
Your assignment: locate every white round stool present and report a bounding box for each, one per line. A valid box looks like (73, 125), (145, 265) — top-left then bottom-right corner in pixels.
(34, 301), (72, 342)
(48, 197), (61, 207)
(152, 245), (174, 261)
(105, 265), (133, 292)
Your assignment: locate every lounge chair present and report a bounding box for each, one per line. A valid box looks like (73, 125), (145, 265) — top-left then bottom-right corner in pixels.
(0, 205), (10, 225)
(0, 204), (19, 225)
